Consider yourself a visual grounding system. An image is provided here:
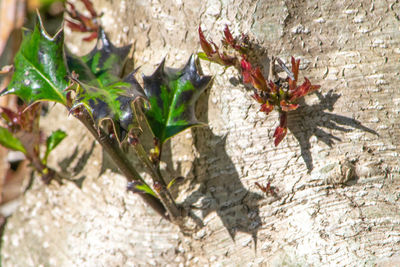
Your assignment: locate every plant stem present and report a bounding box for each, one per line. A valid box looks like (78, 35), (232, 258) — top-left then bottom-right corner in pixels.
(75, 110), (168, 219)
(132, 143), (182, 222)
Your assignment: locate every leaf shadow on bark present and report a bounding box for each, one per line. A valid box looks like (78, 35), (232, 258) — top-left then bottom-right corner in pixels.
(287, 90), (378, 172)
(57, 141), (96, 188)
(163, 88), (264, 247)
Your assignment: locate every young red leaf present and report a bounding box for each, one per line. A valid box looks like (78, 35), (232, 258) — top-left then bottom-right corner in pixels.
(291, 56), (300, 82)
(310, 84), (321, 92)
(289, 77), (311, 101)
(252, 92), (264, 103)
(273, 126), (287, 146)
(223, 25), (235, 47)
(65, 19), (88, 32)
(241, 58), (252, 83)
(268, 80), (278, 93)
(288, 57), (300, 91)
(82, 32), (98, 42)
(198, 26), (214, 57)
(198, 26), (237, 66)
(260, 101), (273, 115)
(251, 67), (267, 91)
(280, 100), (299, 112)
(66, 1), (78, 16)
(66, 0), (99, 41)
(0, 107), (19, 125)
(273, 112), (288, 146)
(219, 52), (237, 66)
(81, 0), (98, 17)
(255, 181), (277, 196)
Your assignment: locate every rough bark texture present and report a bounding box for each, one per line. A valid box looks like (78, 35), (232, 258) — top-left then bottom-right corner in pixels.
(2, 0), (400, 266)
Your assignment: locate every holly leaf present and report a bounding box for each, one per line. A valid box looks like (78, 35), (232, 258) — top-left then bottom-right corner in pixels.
(67, 28), (131, 85)
(0, 13), (68, 105)
(0, 126), (26, 153)
(67, 28), (146, 143)
(143, 55), (211, 144)
(43, 129), (67, 165)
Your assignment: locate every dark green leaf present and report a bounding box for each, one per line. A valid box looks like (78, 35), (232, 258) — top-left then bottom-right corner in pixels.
(143, 55), (211, 144)
(67, 28), (131, 86)
(67, 29), (145, 143)
(43, 129), (67, 164)
(0, 126), (26, 153)
(0, 13), (68, 105)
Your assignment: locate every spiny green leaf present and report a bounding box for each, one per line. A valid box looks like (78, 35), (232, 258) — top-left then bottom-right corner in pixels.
(143, 55), (211, 144)
(67, 29), (131, 86)
(67, 29), (145, 143)
(43, 129), (67, 165)
(0, 13), (68, 105)
(0, 126), (26, 153)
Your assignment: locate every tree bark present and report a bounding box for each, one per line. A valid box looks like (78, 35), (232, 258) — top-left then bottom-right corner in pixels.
(2, 0), (400, 266)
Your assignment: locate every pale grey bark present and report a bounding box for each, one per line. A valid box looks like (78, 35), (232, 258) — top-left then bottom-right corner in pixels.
(2, 0), (400, 266)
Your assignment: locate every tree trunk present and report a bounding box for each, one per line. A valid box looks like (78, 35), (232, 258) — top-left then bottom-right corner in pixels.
(2, 0), (400, 266)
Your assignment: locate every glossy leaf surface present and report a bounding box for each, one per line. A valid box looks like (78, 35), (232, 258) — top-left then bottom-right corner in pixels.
(67, 29), (146, 142)
(143, 55), (211, 144)
(0, 15), (68, 105)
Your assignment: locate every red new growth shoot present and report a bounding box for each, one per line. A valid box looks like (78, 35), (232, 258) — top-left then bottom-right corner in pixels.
(280, 100), (299, 112)
(198, 26), (321, 146)
(255, 181), (278, 196)
(0, 103), (41, 133)
(240, 58), (252, 83)
(251, 67), (268, 91)
(66, 0), (100, 42)
(198, 26), (236, 66)
(260, 101), (273, 115)
(198, 27), (214, 56)
(223, 25), (235, 47)
(273, 112), (288, 146)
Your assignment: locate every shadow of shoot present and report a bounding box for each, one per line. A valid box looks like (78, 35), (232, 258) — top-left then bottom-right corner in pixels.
(287, 90), (378, 171)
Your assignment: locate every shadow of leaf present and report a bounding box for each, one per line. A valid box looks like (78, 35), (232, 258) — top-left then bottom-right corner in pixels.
(186, 127), (263, 243)
(160, 86), (264, 247)
(57, 141), (96, 188)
